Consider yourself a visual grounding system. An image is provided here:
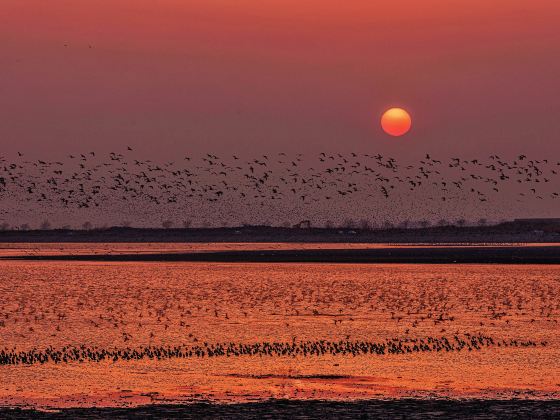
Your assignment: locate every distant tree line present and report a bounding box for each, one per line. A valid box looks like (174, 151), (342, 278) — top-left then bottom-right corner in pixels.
(0, 217), (500, 231)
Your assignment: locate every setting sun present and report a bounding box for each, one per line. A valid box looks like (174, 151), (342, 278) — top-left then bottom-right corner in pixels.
(381, 108), (412, 137)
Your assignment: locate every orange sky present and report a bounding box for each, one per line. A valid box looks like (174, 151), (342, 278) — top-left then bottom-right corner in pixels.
(2, 0), (560, 159)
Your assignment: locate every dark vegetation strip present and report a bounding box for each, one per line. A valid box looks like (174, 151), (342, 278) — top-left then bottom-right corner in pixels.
(1, 222), (560, 244)
(0, 335), (545, 366)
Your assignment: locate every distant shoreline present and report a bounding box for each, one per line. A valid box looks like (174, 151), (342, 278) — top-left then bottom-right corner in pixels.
(1, 221), (560, 244)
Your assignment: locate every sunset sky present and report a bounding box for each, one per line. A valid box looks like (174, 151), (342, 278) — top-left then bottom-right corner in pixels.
(2, 1), (560, 160)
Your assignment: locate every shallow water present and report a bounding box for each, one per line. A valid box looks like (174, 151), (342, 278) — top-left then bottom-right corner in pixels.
(0, 244), (559, 409)
(1, 242), (556, 257)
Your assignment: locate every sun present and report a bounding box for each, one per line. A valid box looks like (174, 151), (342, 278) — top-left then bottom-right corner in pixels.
(381, 108), (412, 136)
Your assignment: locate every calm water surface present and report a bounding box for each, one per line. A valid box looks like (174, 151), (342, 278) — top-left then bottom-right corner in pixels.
(0, 244), (559, 409)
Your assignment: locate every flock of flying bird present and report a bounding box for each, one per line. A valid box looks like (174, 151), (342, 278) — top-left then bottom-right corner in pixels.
(1, 150), (558, 224)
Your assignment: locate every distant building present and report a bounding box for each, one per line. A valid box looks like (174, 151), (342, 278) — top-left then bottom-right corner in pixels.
(293, 220), (312, 229)
(512, 218), (560, 233)
(514, 218), (560, 224)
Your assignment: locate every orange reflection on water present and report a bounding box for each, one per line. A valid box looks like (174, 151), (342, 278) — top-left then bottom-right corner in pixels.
(0, 256), (559, 409)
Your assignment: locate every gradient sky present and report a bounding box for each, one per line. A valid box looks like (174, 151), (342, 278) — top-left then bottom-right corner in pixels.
(2, 0), (560, 160)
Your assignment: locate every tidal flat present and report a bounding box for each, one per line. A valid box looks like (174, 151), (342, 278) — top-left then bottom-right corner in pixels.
(0, 243), (558, 416)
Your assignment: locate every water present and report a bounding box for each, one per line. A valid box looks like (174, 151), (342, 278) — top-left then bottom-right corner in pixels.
(0, 244), (559, 409)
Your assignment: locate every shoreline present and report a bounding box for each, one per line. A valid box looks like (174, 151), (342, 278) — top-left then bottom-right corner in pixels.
(2, 399), (560, 419)
(3, 245), (560, 264)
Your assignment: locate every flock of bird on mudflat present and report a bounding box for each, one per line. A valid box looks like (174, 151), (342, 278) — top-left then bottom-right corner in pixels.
(1, 151), (558, 220)
(0, 334), (546, 366)
(2, 262), (557, 367)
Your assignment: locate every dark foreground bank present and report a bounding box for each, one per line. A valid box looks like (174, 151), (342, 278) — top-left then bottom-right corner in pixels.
(2, 400), (560, 419)
(4, 245), (560, 264)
